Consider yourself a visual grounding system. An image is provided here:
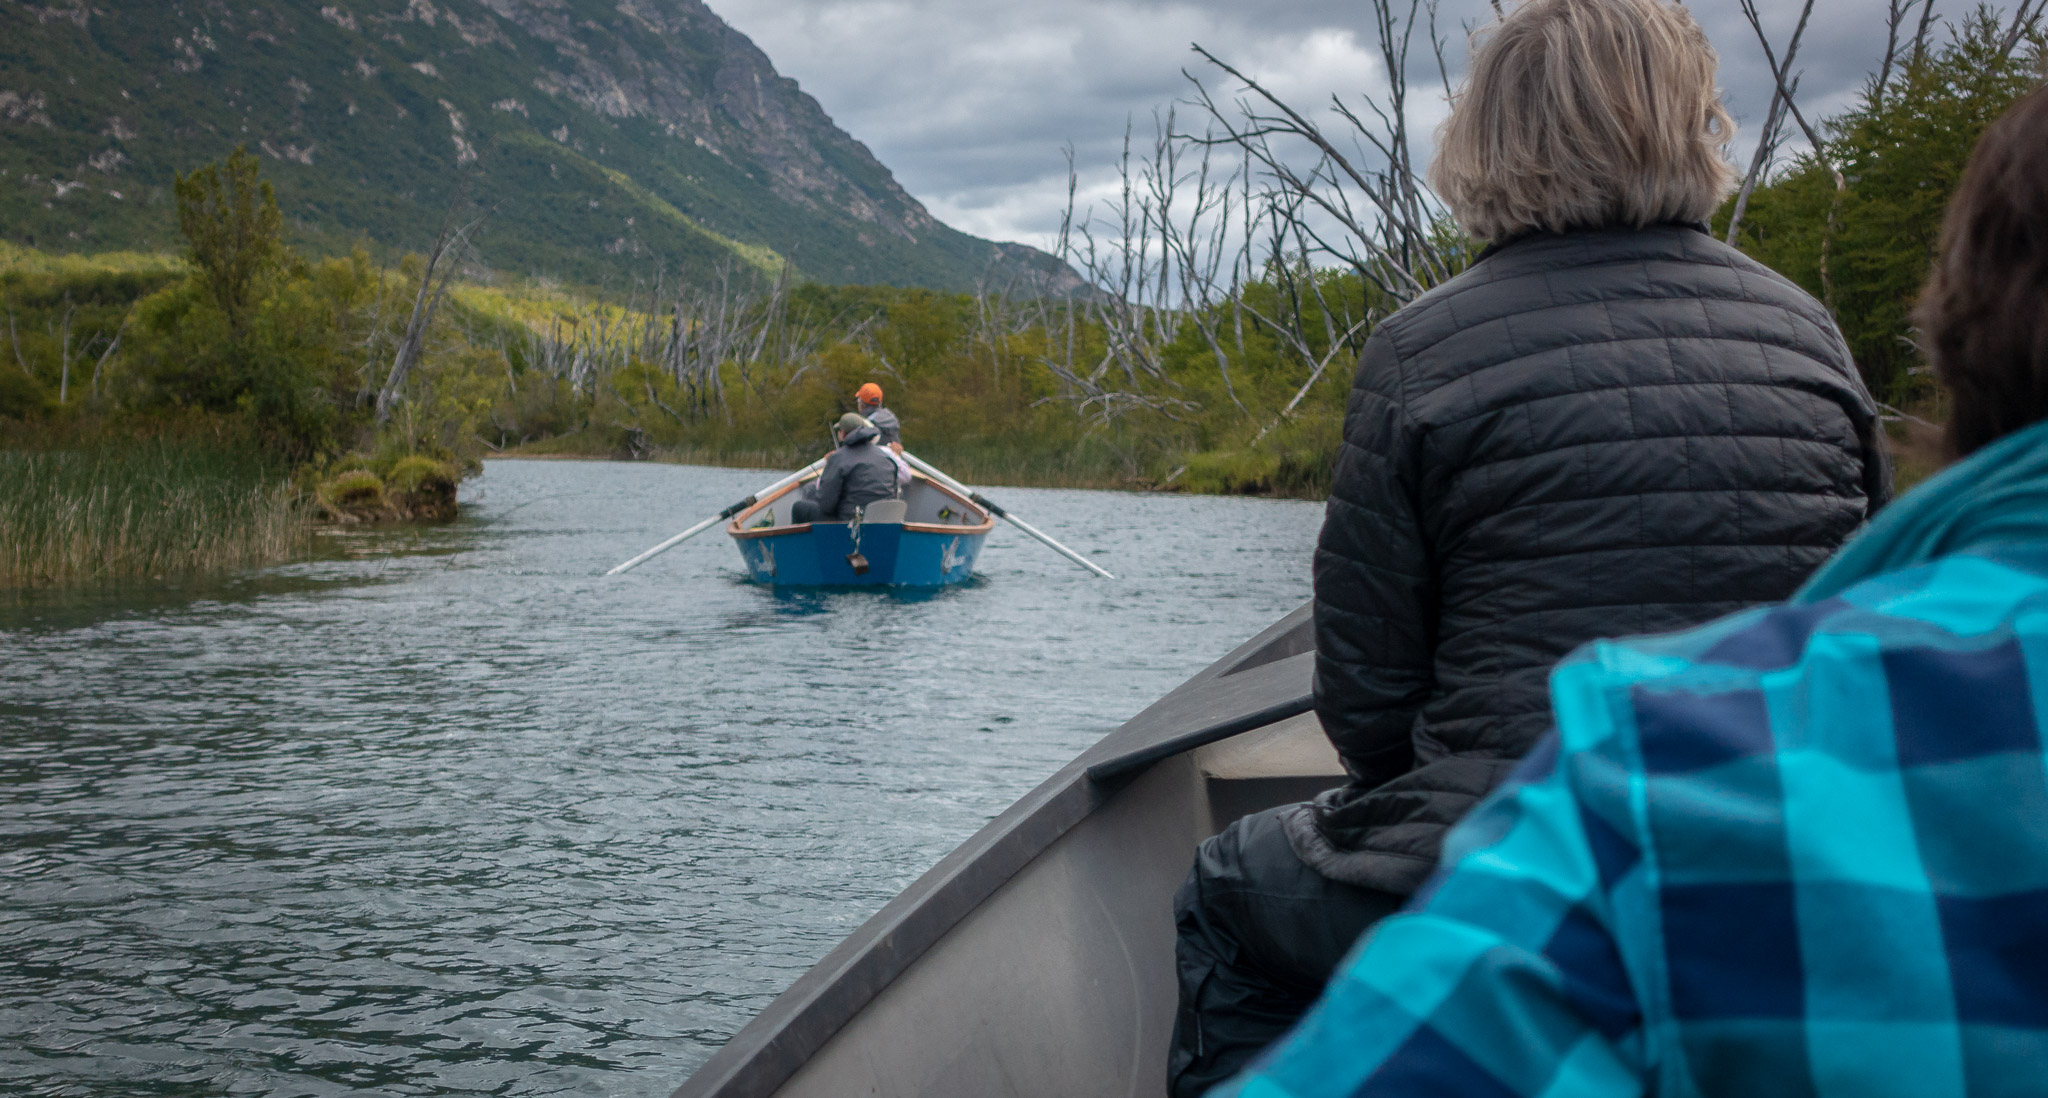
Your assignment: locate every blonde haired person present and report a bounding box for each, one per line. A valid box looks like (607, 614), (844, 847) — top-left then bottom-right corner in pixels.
(1168, 2), (1889, 1094)
(1216, 83), (2048, 1098)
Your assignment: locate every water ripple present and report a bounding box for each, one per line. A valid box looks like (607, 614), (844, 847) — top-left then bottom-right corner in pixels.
(1, 459), (1318, 1095)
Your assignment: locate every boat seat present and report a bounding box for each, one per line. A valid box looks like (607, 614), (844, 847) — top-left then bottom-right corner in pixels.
(861, 499), (908, 524)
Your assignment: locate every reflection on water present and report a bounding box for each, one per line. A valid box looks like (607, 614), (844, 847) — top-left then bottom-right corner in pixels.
(0, 458), (1320, 1096)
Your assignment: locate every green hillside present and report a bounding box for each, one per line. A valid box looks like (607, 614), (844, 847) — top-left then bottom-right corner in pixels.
(0, 0), (1071, 291)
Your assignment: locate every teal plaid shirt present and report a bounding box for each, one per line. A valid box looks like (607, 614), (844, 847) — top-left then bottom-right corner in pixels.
(1221, 543), (2048, 1098)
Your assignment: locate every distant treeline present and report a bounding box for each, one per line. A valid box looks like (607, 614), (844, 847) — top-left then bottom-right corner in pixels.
(1, 151), (1383, 499)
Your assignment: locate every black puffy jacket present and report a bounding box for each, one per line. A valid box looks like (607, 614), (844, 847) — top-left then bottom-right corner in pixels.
(1288, 225), (1890, 894)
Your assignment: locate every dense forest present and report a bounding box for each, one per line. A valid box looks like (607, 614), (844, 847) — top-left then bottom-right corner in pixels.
(3, 1), (2042, 587)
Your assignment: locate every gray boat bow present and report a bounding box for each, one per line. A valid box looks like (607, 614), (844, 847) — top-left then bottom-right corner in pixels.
(675, 603), (1338, 1098)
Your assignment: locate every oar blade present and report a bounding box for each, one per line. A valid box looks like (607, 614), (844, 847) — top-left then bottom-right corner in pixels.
(604, 457), (827, 576)
(899, 451), (1114, 579)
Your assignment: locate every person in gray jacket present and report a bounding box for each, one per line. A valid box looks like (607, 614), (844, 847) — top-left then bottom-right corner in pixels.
(856, 382), (902, 452)
(792, 413), (899, 524)
(1167, 1), (1891, 1094)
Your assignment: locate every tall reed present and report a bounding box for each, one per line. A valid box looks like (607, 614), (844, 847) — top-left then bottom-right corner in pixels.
(0, 441), (306, 587)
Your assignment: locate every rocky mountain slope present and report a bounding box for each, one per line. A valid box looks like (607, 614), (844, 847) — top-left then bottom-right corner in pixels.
(0, 0), (1072, 291)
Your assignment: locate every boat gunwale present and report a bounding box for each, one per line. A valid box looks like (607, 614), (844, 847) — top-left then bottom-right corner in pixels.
(671, 603), (1318, 1098)
(726, 472), (995, 540)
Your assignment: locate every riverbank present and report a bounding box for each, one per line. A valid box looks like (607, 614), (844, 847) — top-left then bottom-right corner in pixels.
(0, 413), (478, 589)
(495, 426), (1340, 500)
(4, 145), (1360, 512)
(501, 410), (1944, 503)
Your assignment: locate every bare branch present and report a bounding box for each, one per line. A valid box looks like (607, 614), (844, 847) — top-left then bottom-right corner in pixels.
(1736, 0), (1826, 170)
(1725, 72), (1796, 245)
(1909, 0), (1941, 72)
(7, 311), (29, 380)
(90, 304), (135, 400)
(376, 199), (488, 423)
(1735, 0), (1845, 313)
(2001, 0), (2046, 59)
(1876, 0), (1915, 97)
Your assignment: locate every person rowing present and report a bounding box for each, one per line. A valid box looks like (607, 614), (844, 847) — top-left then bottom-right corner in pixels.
(791, 413), (898, 525)
(855, 382), (903, 454)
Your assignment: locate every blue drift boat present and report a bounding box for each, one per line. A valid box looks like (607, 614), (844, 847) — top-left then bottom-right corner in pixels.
(603, 450), (1108, 584)
(724, 470), (994, 586)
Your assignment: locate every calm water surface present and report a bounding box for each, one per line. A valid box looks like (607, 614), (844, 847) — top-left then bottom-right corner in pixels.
(0, 459), (1321, 1096)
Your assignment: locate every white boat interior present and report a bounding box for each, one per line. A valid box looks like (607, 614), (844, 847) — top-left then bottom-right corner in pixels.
(736, 473), (991, 531)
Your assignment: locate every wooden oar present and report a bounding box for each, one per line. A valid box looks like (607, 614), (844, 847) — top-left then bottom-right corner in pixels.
(605, 458), (827, 576)
(899, 451), (1115, 579)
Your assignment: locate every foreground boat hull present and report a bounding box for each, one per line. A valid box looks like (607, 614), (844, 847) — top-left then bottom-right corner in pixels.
(674, 605), (1334, 1098)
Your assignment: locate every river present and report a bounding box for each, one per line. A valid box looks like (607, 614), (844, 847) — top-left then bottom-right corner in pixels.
(0, 458), (1321, 1096)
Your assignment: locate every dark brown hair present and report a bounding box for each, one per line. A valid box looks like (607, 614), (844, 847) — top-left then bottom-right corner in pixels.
(1917, 84), (2048, 458)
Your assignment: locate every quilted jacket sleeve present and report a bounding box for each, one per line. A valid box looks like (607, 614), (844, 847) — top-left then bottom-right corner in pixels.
(1312, 330), (1435, 789)
(813, 453), (847, 518)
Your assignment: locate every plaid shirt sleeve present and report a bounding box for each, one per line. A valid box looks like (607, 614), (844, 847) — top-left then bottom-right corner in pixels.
(1214, 636), (1668, 1098)
(1219, 546), (2048, 1098)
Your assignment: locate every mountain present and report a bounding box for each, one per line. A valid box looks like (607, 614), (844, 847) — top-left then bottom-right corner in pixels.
(0, 0), (1075, 292)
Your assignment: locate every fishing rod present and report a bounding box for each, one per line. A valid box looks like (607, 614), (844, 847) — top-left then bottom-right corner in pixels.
(898, 451), (1115, 580)
(605, 457), (827, 576)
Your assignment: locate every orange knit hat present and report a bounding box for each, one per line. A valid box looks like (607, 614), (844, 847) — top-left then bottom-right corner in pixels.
(856, 382), (884, 405)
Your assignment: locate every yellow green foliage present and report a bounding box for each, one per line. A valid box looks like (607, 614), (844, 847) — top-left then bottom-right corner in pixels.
(324, 469), (386, 506)
(385, 455), (458, 497)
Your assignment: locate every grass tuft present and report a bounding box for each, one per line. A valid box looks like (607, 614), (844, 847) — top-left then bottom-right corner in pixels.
(325, 469), (387, 506)
(0, 439), (306, 588)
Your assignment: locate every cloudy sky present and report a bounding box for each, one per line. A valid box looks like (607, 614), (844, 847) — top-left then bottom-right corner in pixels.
(703, 0), (1929, 249)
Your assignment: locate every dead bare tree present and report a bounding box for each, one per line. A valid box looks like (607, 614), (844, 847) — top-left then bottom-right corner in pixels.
(1031, 0), (1455, 441)
(89, 304), (134, 400)
(51, 297), (74, 405)
(2001, 0), (2048, 57)
(1182, 0), (1458, 308)
(1241, 206), (1374, 444)
(7, 312), (28, 381)
(1052, 128), (1168, 400)
(1726, 0), (1817, 245)
(1148, 111), (1252, 417)
(1736, 0), (1849, 313)
(375, 203), (487, 423)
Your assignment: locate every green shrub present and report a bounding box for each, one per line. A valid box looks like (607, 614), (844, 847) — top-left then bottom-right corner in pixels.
(325, 469), (385, 507)
(1721, 10), (2045, 401)
(385, 454), (457, 496)
(0, 371), (50, 419)
(325, 453), (372, 477)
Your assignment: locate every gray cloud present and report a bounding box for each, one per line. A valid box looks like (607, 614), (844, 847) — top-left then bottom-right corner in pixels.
(705, 0), (1933, 248)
